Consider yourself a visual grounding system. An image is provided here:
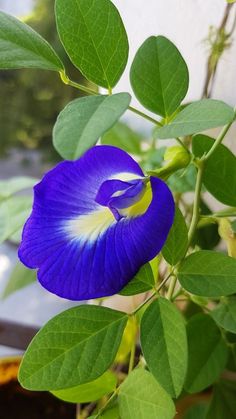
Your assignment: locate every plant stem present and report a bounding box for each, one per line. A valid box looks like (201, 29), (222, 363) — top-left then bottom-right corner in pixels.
(204, 115), (236, 161)
(128, 105), (162, 126)
(187, 159), (205, 246)
(128, 338), (136, 374)
(166, 276), (177, 300)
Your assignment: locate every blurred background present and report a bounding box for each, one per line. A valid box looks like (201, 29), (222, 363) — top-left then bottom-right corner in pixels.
(0, 0), (236, 356)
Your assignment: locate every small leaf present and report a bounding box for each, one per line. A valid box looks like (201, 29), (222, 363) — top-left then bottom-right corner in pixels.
(101, 121), (142, 155)
(206, 380), (236, 419)
(178, 250), (236, 297)
(184, 403), (208, 419)
(118, 369), (175, 419)
(55, 0), (129, 88)
(211, 297), (236, 334)
(192, 135), (236, 206)
(0, 177), (37, 200)
(18, 305), (128, 390)
(52, 371), (117, 403)
(130, 36), (189, 117)
(184, 314), (228, 393)
(120, 263), (155, 296)
(0, 196), (32, 244)
(2, 263), (36, 300)
(155, 100), (234, 139)
(53, 93), (131, 160)
(162, 207), (188, 265)
(0, 11), (63, 71)
(140, 298), (188, 398)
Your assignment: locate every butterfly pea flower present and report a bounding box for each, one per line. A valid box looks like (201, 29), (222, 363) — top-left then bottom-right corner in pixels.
(19, 146), (175, 300)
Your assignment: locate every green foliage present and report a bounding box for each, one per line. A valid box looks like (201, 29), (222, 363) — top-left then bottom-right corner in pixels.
(2, 262), (36, 300)
(101, 121), (142, 154)
(118, 369), (175, 419)
(192, 134), (236, 206)
(0, 177), (37, 200)
(120, 263), (155, 296)
(155, 99), (234, 138)
(211, 297), (236, 333)
(55, 0), (129, 88)
(0, 195), (32, 244)
(52, 371), (117, 403)
(140, 298), (187, 398)
(130, 36), (189, 117)
(19, 305), (128, 390)
(0, 11), (63, 72)
(178, 251), (236, 297)
(184, 314), (228, 393)
(206, 380), (236, 419)
(162, 207), (188, 265)
(53, 93), (131, 159)
(184, 403), (208, 419)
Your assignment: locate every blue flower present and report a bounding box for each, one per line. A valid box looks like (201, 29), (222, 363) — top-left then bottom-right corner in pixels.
(19, 146), (175, 300)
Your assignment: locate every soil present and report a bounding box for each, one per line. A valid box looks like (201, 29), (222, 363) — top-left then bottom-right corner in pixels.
(0, 360), (76, 419)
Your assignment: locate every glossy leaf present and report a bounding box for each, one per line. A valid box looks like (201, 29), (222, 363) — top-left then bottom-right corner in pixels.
(53, 93), (131, 159)
(0, 11), (63, 71)
(130, 36), (189, 117)
(0, 177), (37, 200)
(52, 371), (117, 403)
(120, 263), (155, 296)
(184, 314), (228, 393)
(19, 305), (128, 390)
(155, 100), (234, 139)
(101, 121), (142, 154)
(0, 196), (32, 244)
(55, 0), (129, 88)
(192, 135), (236, 206)
(2, 263), (36, 300)
(140, 298), (187, 398)
(206, 380), (236, 419)
(211, 297), (236, 333)
(162, 207), (188, 265)
(118, 369), (175, 419)
(178, 251), (236, 297)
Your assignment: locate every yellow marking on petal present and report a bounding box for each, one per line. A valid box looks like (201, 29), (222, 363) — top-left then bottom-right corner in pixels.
(66, 207), (115, 242)
(120, 181), (153, 218)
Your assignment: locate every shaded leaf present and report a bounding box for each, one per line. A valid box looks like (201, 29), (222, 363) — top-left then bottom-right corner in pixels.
(101, 121), (142, 154)
(162, 207), (188, 265)
(211, 297), (236, 333)
(206, 380), (236, 419)
(120, 263), (155, 296)
(0, 196), (32, 244)
(2, 263), (36, 300)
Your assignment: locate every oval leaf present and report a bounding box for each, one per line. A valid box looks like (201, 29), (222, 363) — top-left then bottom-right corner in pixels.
(18, 305), (128, 391)
(184, 314), (228, 393)
(162, 207), (188, 265)
(55, 0), (129, 88)
(192, 135), (236, 206)
(155, 100), (234, 139)
(130, 36), (188, 117)
(101, 121), (142, 155)
(140, 298), (188, 398)
(0, 11), (63, 71)
(178, 251), (236, 297)
(118, 369), (175, 419)
(120, 263), (155, 296)
(53, 93), (131, 160)
(52, 371), (117, 403)
(211, 297), (236, 334)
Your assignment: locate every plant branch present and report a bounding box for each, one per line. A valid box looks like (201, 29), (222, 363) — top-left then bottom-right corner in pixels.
(204, 113), (236, 161)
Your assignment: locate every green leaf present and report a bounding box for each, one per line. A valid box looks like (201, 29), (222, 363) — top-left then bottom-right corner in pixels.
(211, 297), (236, 334)
(53, 93), (131, 160)
(55, 0), (129, 88)
(184, 403), (208, 419)
(184, 314), (228, 393)
(140, 298), (187, 398)
(155, 100), (234, 139)
(0, 11), (63, 71)
(130, 36), (189, 117)
(18, 305), (127, 391)
(206, 380), (236, 419)
(192, 200), (220, 250)
(178, 250), (236, 297)
(0, 177), (37, 200)
(118, 369), (175, 419)
(101, 121), (142, 155)
(167, 164), (196, 193)
(162, 207), (188, 265)
(120, 263), (155, 296)
(192, 135), (236, 206)
(52, 371), (117, 403)
(2, 263), (36, 300)
(89, 400), (120, 418)
(0, 196), (32, 244)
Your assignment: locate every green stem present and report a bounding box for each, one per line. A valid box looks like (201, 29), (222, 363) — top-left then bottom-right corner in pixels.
(166, 276), (177, 300)
(128, 338), (136, 374)
(128, 105), (162, 126)
(204, 115), (236, 161)
(187, 159), (205, 246)
(94, 389), (119, 419)
(175, 137), (190, 154)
